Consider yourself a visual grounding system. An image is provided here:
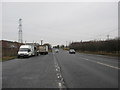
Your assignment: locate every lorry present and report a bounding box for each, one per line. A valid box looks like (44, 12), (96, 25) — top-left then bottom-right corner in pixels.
(38, 45), (48, 55)
(17, 45), (38, 58)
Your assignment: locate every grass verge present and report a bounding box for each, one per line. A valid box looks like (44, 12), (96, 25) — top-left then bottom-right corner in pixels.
(2, 56), (17, 62)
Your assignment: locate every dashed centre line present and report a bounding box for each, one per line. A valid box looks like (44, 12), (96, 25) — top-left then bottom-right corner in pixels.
(53, 51), (67, 89)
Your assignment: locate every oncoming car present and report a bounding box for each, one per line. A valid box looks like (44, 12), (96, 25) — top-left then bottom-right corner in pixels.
(55, 49), (59, 53)
(69, 49), (75, 54)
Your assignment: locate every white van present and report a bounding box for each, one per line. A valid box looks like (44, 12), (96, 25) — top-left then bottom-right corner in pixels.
(17, 45), (35, 58)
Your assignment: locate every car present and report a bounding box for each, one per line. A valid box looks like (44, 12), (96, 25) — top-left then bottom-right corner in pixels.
(55, 49), (59, 53)
(69, 49), (75, 54)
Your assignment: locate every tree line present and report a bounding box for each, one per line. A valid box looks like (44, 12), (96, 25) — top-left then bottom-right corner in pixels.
(69, 38), (119, 53)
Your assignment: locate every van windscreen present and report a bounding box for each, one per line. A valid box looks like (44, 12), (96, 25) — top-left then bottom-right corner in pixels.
(19, 48), (29, 51)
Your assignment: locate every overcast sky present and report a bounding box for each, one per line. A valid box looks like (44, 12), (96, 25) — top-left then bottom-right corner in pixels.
(2, 2), (118, 46)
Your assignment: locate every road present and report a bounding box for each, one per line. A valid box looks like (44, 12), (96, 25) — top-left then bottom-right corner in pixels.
(2, 49), (119, 89)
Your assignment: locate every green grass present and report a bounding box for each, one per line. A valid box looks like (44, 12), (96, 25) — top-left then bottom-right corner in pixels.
(2, 56), (17, 62)
(0, 57), (2, 62)
(48, 49), (52, 52)
(63, 48), (69, 50)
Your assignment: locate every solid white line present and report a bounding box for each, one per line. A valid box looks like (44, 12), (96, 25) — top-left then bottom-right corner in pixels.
(80, 57), (120, 70)
(96, 61), (120, 70)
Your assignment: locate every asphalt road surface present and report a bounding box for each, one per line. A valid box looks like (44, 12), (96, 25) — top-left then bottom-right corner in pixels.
(2, 49), (119, 88)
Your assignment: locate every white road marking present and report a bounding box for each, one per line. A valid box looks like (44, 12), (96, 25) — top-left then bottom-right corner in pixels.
(80, 57), (120, 70)
(57, 76), (60, 79)
(56, 68), (58, 71)
(53, 52), (64, 88)
(53, 51), (67, 89)
(58, 82), (62, 87)
(61, 78), (64, 82)
(96, 61), (119, 70)
(85, 58), (89, 60)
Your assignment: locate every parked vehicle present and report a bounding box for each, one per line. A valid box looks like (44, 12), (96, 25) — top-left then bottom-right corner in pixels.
(69, 49), (75, 54)
(38, 45), (48, 55)
(17, 45), (38, 58)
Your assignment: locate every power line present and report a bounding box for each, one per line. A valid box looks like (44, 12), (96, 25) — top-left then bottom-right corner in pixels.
(90, 29), (118, 40)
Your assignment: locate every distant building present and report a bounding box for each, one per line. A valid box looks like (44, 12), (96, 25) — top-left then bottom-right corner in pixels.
(0, 40), (23, 48)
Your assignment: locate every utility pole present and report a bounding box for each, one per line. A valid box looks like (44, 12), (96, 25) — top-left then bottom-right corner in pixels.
(107, 35), (109, 40)
(41, 40), (43, 45)
(18, 18), (23, 43)
(25, 41), (26, 44)
(66, 41), (67, 48)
